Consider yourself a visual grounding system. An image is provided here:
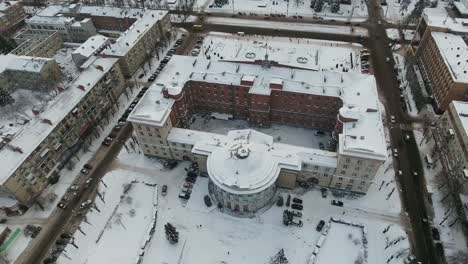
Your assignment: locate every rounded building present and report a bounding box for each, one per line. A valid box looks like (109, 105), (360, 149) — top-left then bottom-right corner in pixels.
(204, 130), (287, 214)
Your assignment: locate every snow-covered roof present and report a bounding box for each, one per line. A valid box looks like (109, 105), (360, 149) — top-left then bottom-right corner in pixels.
(36, 4), (148, 19)
(422, 8), (468, 34)
(454, 1), (468, 16)
(194, 129), (301, 194)
(27, 14), (73, 25)
(0, 57), (119, 185)
(102, 10), (168, 57)
(431, 32), (468, 83)
(0, 54), (53, 74)
(130, 55), (386, 161)
(451, 101), (468, 137)
(0, 1), (20, 11)
(72, 35), (109, 58)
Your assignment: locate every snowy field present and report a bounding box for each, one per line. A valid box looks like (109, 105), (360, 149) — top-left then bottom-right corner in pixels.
(56, 129), (410, 263)
(199, 32), (363, 72)
(207, 0), (368, 21)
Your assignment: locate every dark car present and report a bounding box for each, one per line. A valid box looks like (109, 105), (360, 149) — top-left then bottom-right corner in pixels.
(291, 203), (303, 210)
(204, 195), (212, 207)
(432, 227), (440, 241)
(162, 185), (168, 196)
(331, 200), (344, 207)
(186, 177), (196, 183)
(321, 188), (327, 198)
(138, 73), (145, 79)
(319, 143), (325, 150)
(316, 220), (325, 232)
(292, 198), (303, 204)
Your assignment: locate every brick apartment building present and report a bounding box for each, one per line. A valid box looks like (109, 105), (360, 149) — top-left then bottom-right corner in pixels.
(0, 1), (26, 34)
(129, 55), (387, 194)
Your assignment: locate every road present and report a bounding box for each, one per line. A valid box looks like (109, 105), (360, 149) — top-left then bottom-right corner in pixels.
(15, 120), (133, 264)
(365, 1), (445, 264)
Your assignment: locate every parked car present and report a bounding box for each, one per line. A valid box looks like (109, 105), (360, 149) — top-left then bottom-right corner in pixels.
(83, 164), (92, 170)
(138, 73), (145, 79)
(291, 203), (303, 210)
(80, 168), (89, 174)
(69, 184), (79, 191)
(183, 182), (193, 189)
(204, 195), (212, 207)
(321, 188), (327, 198)
(331, 200), (344, 207)
(178, 191), (190, 200)
(314, 130), (325, 136)
(292, 198), (303, 204)
(319, 142), (325, 150)
(162, 185), (168, 196)
(186, 177), (196, 183)
(316, 220), (325, 232)
(57, 202), (67, 209)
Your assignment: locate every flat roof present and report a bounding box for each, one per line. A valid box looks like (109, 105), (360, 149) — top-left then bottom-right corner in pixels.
(0, 54), (53, 73)
(27, 15), (72, 25)
(101, 10), (168, 57)
(423, 8), (468, 34)
(72, 34), (109, 58)
(431, 32), (468, 83)
(36, 4), (148, 19)
(451, 101), (468, 137)
(454, 2), (468, 16)
(130, 55), (387, 160)
(0, 57), (119, 184)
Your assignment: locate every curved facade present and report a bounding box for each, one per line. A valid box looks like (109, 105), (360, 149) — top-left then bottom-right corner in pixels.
(205, 131), (282, 213)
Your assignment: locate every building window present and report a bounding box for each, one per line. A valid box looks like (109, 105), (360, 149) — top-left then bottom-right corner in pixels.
(338, 177), (343, 181)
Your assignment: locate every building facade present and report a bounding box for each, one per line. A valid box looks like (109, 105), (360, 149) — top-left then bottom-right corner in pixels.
(10, 29), (63, 57)
(101, 10), (171, 77)
(440, 101), (468, 194)
(0, 1), (27, 34)
(0, 54), (62, 92)
(0, 58), (126, 205)
(129, 55), (387, 195)
(412, 32), (468, 112)
(26, 15), (97, 43)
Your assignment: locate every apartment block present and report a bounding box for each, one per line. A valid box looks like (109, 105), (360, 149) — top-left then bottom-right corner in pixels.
(101, 10), (170, 77)
(0, 57), (126, 206)
(10, 29), (63, 57)
(72, 34), (110, 67)
(0, 1), (26, 34)
(0, 54), (62, 92)
(413, 32), (468, 112)
(26, 15), (97, 43)
(440, 101), (468, 194)
(129, 55), (387, 194)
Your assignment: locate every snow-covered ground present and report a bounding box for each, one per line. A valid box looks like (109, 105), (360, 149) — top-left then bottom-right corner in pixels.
(53, 47), (80, 85)
(207, 0), (368, 22)
(198, 32), (363, 72)
(56, 127), (410, 263)
(205, 17), (369, 36)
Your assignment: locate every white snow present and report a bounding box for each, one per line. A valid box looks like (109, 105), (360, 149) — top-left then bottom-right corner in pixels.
(206, 0), (368, 21)
(200, 32), (363, 72)
(72, 35), (109, 58)
(205, 17), (369, 36)
(431, 32), (468, 83)
(56, 136), (409, 264)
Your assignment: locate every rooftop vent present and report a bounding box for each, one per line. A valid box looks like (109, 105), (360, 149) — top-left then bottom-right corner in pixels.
(126, 42), (129, 46)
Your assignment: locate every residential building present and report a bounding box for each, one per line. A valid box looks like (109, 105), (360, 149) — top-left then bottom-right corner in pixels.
(412, 32), (468, 112)
(0, 1), (27, 34)
(26, 15), (97, 43)
(0, 54), (62, 92)
(440, 101), (468, 194)
(10, 29), (63, 57)
(128, 55), (387, 195)
(0, 57), (126, 206)
(72, 34), (110, 67)
(102, 10), (170, 77)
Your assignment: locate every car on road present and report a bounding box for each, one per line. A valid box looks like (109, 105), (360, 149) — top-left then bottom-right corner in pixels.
(393, 148), (398, 157)
(118, 120), (126, 126)
(319, 142), (325, 150)
(292, 198), (303, 204)
(69, 184), (79, 191)
(162, 185), (168, 196)
(386, 57), (390, 63)
(316, 220), (325, 232)
(321, 188), (327, 198)
(331, 200), (344, 207)
(204, 195), (212, 207)
(102, 136), (113, 146)
(291, 203), (303, 210)
(83, 164), (92, 170)
(390, 115), (396, 123)
(80, 168), (89, 174)
(57, 202), (67, 209)
(80, 200), (92, 209)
